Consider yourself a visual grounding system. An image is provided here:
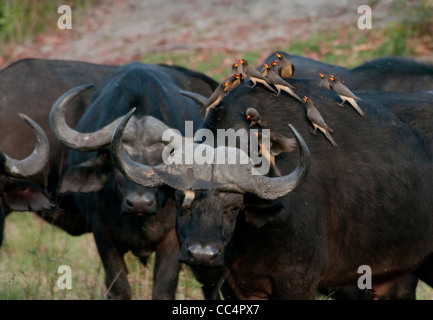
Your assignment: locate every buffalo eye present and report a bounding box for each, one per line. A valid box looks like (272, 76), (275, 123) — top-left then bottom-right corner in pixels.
(16, 184), (29, 192)
(223, 206), (240, 222)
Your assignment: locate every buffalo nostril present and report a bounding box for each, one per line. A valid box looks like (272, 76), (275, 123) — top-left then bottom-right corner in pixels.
(125, 199), (134, 209)
(187, 243), (220, 264)
(123, 193), (156, 212)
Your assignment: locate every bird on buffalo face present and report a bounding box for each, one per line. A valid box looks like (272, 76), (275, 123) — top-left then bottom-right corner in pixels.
(275, 53), (295, 78)
(253, 131), (297, 176)
(264, 62), (303, 103)
(303, 96), (338, 147)
(329, 74), (365, 117)
(237, 59), (279, 95)
(245, 107), (266, 127)
(318, 73), (332, 90)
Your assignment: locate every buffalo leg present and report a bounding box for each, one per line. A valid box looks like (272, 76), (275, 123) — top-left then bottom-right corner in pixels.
(93, 232), (131, 300)
(152, 228), (181, 300)
(0, 207), (4, 247)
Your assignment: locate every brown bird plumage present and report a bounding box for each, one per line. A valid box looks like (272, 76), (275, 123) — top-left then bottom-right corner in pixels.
(329, 74), (365, 117)
(202, 81), (228, 117)
(245, 107), (266, 127)
(275, 53), (295, 78)
(223, 73), (244, 93)
(303, 96), (337, 147)
(264, 62), (303, 102)
(237, 59), (278, 95)
(318, 73), (332, 90)
(254, 131), (297, 176)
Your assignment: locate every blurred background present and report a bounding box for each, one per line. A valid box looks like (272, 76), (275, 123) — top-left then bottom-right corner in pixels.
(0, 0), (432, 299)
(1, 0), (432, 77)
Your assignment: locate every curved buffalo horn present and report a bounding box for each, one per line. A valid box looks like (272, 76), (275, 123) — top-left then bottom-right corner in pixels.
(111, 108), (163, 187)
(1, 113), (49, 177)
(112, 108), (223, 190)
(49, 83), (123, 151)
(179, 90), (208, 107)
(112, 107), (311, 200)
(212, 124), (311, 200)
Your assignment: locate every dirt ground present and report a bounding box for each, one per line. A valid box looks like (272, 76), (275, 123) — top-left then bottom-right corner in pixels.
(0, 0), (407, 69)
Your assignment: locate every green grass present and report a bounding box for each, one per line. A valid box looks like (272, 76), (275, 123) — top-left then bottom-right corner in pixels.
(0, 212), (203, 300)
(2, 212), (433, 300)
(0, 0), (98, 45)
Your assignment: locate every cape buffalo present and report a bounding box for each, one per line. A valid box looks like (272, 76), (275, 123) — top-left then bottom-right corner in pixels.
(49, 61), (217, 299)
(0, 58), (117, 237)
(111, 75), (433, 299)
(0, 114), (50, 245)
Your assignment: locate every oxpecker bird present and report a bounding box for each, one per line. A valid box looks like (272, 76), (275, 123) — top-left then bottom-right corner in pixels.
(264, 62), (303, 102)
(246, 107), (266, 127)
(318, 73), (332, 90)
(223, 73), (244, 93)
(303, 96), (337, 147)
(237, 59), (278, 95)
(254, 131), (297, 176)
(275, 53), (295, 78)
(329, 74), (365, 117)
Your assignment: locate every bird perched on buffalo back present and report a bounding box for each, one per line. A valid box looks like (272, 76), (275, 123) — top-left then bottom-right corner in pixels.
(329, 74), (365, 117)
(264, 62), (303, 103)
(223, 73), (244, 93)
(275, 53), (295, 78)
(237, 59), (278, 95)
(303, 96), (337, 147)
(318, 73), (332, 90)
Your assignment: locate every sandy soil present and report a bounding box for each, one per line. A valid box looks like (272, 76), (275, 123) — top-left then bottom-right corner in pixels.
(0, 0), (401, 69)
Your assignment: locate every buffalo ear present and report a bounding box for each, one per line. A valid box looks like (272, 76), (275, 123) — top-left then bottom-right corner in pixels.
(60, 153), (109, 193)
(3, 178), (52, 211)
(242, 195), (284, 229)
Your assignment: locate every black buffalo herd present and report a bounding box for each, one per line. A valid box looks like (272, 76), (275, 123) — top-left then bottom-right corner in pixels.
(1, 52), (433, 300)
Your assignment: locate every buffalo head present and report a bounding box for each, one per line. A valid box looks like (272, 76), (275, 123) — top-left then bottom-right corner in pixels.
(111, 108), (311, 266)
(49, 84), (187, 216)
(0, 113), (51, 213)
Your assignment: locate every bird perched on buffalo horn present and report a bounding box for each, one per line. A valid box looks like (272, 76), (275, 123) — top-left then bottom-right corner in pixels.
(237, 59), (278, 95)
(318, 73), (332, 90)
(246, 107), (266, 127)
(264, 62), (303, 103)
(329, 74), (365, 117)
(254, 131), (296, 176)
(303, 96), (337, 147)
(275, 53), (295, 78)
